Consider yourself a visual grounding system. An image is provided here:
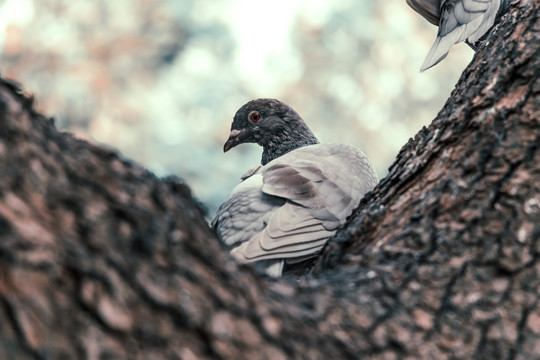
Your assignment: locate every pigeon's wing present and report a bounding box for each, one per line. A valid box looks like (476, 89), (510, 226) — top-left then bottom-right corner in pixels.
(420, 0), (501, 71)
(212, 170), (288, 276)
(231, 144), (378, 263)
(211, 171), (285, 248)
(230, 204), (333, 262)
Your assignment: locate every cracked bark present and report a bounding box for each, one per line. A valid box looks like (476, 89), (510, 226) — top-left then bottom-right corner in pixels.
(0, 1), (538, 359)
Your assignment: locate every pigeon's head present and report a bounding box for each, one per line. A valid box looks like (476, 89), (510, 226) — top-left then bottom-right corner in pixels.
(223, 99), (319, 164)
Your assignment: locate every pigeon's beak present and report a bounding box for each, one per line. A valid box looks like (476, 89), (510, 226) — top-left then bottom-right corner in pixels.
(223, 129), (243, 152)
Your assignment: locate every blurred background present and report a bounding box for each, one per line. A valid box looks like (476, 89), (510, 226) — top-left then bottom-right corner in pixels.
(0, 0), (472, 217)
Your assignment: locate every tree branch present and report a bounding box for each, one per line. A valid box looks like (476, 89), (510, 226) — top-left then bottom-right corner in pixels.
(0, 1), (537, 359)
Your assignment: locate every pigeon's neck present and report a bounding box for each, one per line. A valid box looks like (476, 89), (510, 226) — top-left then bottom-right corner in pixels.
(261, 127), (319, 165)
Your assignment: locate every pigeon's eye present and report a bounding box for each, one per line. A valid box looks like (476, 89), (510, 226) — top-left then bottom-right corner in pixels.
(249, 111), (261, 123)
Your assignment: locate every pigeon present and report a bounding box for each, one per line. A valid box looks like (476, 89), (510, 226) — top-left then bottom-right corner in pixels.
(406, 0), (511, 71)
(212, 99), (378, 277)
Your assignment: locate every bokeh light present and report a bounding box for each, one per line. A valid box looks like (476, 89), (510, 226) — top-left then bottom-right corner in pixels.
(0, 0), (473, 216)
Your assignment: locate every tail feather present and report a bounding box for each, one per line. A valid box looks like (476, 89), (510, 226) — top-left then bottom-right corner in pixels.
(420, 26), (466, 72)
(418, 0), (505, 71)
(262, 260), (284, 277)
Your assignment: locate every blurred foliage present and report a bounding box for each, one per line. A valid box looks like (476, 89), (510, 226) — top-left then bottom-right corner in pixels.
(0, 0), (472, 215)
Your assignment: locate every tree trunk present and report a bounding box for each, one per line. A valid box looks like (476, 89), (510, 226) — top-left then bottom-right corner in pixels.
(0, 1), (538, 359)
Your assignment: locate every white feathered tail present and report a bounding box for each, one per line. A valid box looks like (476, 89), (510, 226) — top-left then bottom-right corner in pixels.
(420, 0), (502, 72)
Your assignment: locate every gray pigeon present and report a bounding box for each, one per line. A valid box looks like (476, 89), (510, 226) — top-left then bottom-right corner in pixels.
(406, 0), (511, 71)
(212, 99), (378, 277)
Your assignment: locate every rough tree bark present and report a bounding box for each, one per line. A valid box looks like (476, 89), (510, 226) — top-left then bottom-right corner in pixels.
(0, 1), (537, 359)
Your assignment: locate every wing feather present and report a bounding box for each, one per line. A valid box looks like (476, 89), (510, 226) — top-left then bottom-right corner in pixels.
(420, 0), (501, 71)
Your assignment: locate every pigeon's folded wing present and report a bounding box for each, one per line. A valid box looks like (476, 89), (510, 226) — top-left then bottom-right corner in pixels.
(231, 143), (378, 263)
(211, 172), (285, 248)
(231, 204), (332, 262)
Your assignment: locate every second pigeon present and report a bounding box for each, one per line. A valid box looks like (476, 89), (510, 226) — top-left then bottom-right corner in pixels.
(407, 0), (511, 71)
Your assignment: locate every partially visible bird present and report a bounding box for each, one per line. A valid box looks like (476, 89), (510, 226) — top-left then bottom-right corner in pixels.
(407, 0), (511, 71)
(212, 99), (378, 277)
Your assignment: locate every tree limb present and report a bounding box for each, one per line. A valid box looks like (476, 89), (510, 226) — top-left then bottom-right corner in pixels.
(0, 1), (537, 359)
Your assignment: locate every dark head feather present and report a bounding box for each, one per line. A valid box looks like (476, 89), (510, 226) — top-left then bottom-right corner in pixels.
(224, 99), (319, 165)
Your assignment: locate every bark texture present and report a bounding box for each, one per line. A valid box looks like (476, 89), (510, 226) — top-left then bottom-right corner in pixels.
(0, 1), (538, 359)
